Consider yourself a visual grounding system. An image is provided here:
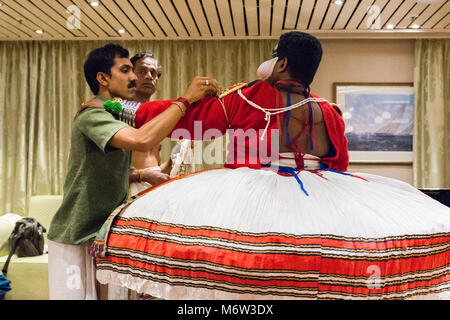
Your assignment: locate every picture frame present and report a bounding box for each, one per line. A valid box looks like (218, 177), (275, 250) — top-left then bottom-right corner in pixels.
(333, 82), (414, 164)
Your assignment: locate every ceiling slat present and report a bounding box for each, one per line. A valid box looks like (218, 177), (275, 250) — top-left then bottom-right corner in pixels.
(56, 0), (106, 37)
(6, 0), (65, 38)
(160, 1), (188, 39)
(376, 0), (405, 29)
(0, 2), (46, 38)
(70, 0), (118, 37)
(0, 0), (448, 41)
(0, 19), (26, 39)
(309, 0), (331, 30)
(216, 0), (235, 36)
(284, 0), (300, 30)
(159, 0), (189, 37)
(75, 0), (128, 38)
(258, 0), (272, 36)
(358, 0), (389, 30)
(244, 0), (258, 36)
(230, 0), (246, 36)
(94, 0), (144, 37)
(30, 0), (85, 37)
(384, 0), (416, 29)
(333, 0), (359, 29)
(345, 0), (376, 30)
(297, 0), (316, 30)
(15, 0), (78, 37)
(0, 27), (11, 39)
(321, 0), (344, 30)
(172, 0), (200, 37)
(0, 5), (35, 39)
(271, 0), (286, 36)
(432, 13), (449, 29)
(130, 0), (166, 38)
(405, 1), (446, 28)
(421, 2), (450, 28)
(410, 1), (448, 28)
(143, 0), (177, 38)
(396, 2), (429, 29)
(186, 0), (211, 37)
(113, 0), (156, 38)
(202, 0), (224, 37)
(44, 0), (97, 38)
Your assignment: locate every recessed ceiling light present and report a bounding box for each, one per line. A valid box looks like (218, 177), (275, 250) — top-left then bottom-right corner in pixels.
(35, 29), (43, 34)
(90, 1), (99, 7)
(386, 24), (394, 29)
(410, 24), (420, 29)
(334, 0), (344, 4)
(118, 29), (125, 34)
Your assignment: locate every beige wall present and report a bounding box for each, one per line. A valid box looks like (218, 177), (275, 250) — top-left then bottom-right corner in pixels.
(311, 39), (415, 185)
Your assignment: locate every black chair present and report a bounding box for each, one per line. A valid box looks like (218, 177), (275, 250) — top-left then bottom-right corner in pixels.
(419, 189), (450, 207)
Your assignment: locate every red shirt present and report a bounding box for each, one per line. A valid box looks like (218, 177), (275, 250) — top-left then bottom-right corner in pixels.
(134, 81), (349, 171)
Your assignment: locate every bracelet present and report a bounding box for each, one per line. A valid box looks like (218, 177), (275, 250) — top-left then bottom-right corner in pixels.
(138, 169), (144, 183)
(172, 101), (186, 116)
(176, 97), (191, 109)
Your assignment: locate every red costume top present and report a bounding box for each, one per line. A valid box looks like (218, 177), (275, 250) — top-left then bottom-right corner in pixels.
(133, 81), (349, 171)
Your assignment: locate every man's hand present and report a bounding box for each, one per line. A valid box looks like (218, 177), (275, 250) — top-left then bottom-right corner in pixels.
(159, 159), (172, 175)
(182, 76), (219, 104)
(76, 97), (104, 116)
(143, 169), (170, 187)
(130, 166), (170, 186)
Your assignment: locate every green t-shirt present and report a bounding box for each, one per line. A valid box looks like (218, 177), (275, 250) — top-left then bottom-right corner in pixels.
(48, 108), (131, 245)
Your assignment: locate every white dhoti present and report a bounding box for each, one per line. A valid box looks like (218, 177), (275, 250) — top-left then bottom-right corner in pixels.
(48, 239), (97, 300)
(107, 166), (161, 300)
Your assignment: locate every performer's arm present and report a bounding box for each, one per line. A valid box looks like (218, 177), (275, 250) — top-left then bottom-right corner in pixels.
(132, 97), (230, 141)
(108, 76), (218, 151)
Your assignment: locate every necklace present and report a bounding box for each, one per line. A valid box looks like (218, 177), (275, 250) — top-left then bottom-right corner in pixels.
(236, 89), (331, 140)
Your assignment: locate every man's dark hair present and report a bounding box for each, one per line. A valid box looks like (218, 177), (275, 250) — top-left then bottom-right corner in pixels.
(130, 51), (162, 77)
(276, 31), (323, 85)
(83, 43), (129, 94)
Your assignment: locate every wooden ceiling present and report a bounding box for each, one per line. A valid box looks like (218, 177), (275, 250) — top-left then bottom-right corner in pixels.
(0, 0), (449, 40)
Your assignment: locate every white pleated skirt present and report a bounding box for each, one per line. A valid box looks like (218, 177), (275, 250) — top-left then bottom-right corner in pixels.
(95, 155), (450, 300)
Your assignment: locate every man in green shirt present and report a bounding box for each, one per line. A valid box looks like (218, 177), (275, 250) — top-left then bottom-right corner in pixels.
(47, 43), (218, 300)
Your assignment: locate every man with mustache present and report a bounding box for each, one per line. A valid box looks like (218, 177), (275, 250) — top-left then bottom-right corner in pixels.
(46, 43), (218, 300)
(128, 52), (171, 197)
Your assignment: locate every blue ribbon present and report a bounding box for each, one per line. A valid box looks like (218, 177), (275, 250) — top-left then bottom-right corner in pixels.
(276, 165), (309, 196)
(322, 168), (354, 177)
(285, 92), (291, 145)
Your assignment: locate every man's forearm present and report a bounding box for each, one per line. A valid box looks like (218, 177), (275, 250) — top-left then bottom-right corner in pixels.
(135, 103), (184, 150)
(109, 102), (185, 152)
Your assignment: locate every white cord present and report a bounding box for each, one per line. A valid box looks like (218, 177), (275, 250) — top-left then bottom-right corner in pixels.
(237, 89), (331, 140)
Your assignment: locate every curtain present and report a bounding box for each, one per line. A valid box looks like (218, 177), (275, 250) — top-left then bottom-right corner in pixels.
(0, 39), (277, 215)
(413, 39), (450, 189)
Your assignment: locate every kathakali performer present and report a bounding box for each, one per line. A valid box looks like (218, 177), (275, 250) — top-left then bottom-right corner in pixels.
(90, 32), (450, 300)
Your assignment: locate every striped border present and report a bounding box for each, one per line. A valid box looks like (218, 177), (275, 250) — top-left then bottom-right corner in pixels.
(95, 215), (450, 299)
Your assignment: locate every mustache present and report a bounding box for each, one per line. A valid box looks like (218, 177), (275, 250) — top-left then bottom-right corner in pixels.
(128, 80), (136, 88)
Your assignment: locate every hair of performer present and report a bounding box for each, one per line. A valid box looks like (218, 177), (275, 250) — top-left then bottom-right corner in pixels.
(83, 43), (137, 100)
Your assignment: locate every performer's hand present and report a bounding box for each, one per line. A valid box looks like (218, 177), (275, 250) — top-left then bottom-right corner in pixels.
(182, 76), (219, 104)
(76, 97), (104, 116)
(143, 168), (170, 187)
(159, 159), (172, 175)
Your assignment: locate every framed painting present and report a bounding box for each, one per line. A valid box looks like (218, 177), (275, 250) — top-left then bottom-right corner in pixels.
(333, 83), (414, 163)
